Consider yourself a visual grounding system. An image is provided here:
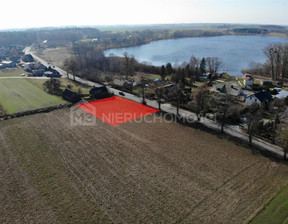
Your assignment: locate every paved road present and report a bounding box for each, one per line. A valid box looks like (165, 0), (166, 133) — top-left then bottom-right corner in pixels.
(24, 46), (285, 158)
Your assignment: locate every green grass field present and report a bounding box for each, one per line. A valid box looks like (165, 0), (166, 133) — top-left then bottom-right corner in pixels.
(29, 78), (91, 95)
(250, 185), (288, 224)
(0, 67), (28, 77)
(0, 79), (66, 114)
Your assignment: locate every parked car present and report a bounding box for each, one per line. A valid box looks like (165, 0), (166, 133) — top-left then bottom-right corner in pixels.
(119, 91), (125, 96)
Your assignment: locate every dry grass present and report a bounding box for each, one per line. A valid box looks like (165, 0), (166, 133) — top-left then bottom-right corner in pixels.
(0, 108), (288, 223)
(36, 47), (73, 68)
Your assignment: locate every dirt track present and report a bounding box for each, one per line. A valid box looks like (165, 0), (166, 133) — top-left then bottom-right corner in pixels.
(0, 108), (288, 223)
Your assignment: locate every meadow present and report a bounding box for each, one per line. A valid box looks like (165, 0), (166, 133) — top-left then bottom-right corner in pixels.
(0, 78), (66, 114)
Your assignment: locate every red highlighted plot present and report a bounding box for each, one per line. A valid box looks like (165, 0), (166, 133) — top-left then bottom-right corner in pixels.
(77, 96), (159, 126)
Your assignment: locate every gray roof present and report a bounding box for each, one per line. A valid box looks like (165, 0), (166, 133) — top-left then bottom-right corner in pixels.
(225, 85), (241, 96)
(112, 79), (132, 87)
(216, 83), (241, 96)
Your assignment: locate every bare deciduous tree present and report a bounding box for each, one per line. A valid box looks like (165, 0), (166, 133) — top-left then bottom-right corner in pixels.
(264, 43), (288, 80)
(191, 85), (210, 122)
(206, 57), (224, 77)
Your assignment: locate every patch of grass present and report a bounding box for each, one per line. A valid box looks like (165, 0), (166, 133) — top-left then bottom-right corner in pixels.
(29, 78), (91, 95)
(221, 73), (233, 81)
(36, 47), (73, 68)
(254, 79), (261, 85)
(0, 67), (28, 77)
(0, 79), (66, 114)
(238, 78), (245, 86)
(249, 185), (288, 224)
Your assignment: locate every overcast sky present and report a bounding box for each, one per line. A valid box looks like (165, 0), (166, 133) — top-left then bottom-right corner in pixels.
(1, 0), (287, 30)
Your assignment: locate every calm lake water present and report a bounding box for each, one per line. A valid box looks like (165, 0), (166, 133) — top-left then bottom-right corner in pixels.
(105, 35), (288, 76)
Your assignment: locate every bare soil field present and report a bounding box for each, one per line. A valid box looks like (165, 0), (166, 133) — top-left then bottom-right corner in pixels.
(0, 108), (288, 223)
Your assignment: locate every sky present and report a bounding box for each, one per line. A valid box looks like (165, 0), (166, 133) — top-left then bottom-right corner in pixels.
(0, 0), (287, 30)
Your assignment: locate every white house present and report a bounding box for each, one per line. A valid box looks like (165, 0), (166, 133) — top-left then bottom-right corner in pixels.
(243, 74), (254, 86)
(245, 95), (261, 105)
(244, 79), (254, 86)
(275, 90), (288, 99)
(245, 91), (272, 106)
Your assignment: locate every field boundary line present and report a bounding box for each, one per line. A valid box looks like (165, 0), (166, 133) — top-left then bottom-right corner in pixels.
(0, 103), (72, 121)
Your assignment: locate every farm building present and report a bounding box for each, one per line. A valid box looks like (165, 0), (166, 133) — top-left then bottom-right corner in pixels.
(245, 90), (272, 106)
(63, 88), (81, 103)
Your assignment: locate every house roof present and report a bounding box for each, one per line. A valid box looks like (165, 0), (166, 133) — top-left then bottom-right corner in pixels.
(275, 90), (288, 99)
(216, 83), (241, 96)
(162, 83), (174, 88)
(225, 85), (241, 96)
(215, 83), (225, 90)
(63, 88), (81, 103)
(112, 79), (132, 86)
(90, 85), (108, 94)
(252, 91), (272, 102)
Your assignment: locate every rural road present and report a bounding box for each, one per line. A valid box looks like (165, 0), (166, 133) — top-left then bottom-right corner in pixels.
(24, 46), (285, 158)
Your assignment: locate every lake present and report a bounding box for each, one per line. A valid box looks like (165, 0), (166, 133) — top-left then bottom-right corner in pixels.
(105, 35), (288, 76)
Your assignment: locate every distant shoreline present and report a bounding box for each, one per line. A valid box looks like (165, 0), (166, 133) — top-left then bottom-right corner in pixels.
(102, 33), (288, 52)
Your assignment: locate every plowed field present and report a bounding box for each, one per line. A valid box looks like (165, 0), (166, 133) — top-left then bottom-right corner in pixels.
(0, 108), (287, 223)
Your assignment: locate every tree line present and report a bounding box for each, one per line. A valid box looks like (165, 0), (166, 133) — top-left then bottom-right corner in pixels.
(244, 43), (288, 82)
(64, 41), (224, 85)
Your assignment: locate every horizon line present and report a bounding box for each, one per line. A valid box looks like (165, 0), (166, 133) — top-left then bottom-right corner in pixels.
(0, 22), (287, 32)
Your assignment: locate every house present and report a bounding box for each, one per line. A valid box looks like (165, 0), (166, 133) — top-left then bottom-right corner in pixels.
(112, 79), (133, 91)
(275, 90), (288, 99)
(34, 62), (46, 70)
(245, 90), (272, 106)
(0, 60), (16, 69)
(216, 83), (243, 97)
(162, 83), (175, 89)
(33, 69), (45, 77)
(215, 83), (225, 92)
(243, 74), (254, 86)
(90, 85), (109, 99)
(62, 88), (81, 103)
(261, 80), (274, 88)
(243, 74), (252, 80)
(44, 70), (61, 78)
(21, 54), (34, 63)
(23, 62), (35, 72)
(159, 83), (175, 98)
